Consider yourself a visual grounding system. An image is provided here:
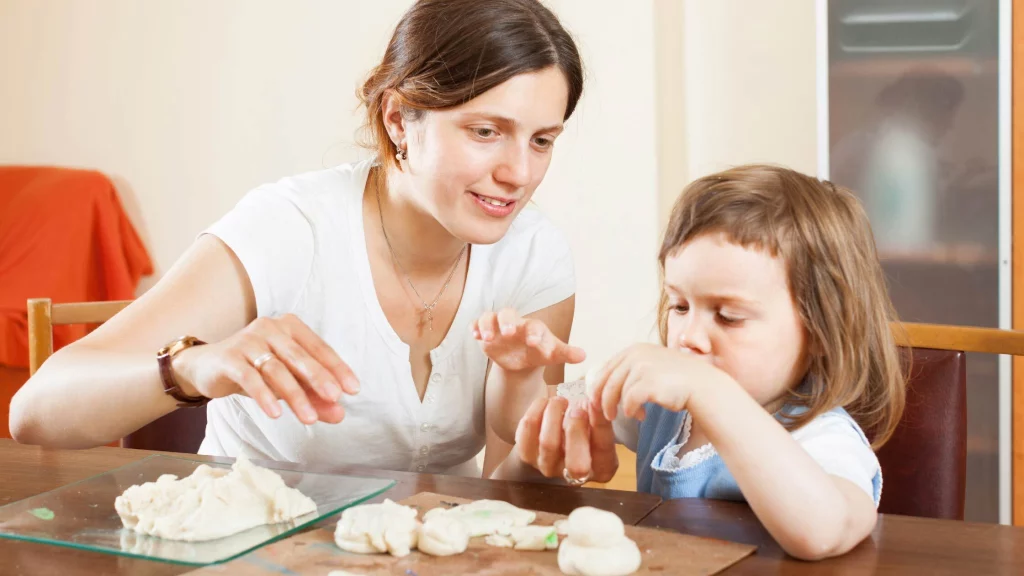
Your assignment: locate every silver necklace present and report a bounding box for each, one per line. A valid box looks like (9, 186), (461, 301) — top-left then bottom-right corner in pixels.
(375, 180), (467, 332)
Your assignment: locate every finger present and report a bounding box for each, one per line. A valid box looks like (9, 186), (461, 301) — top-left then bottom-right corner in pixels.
(471, 318), (482, 340)
(588, 351), (628, 408)
(308, 393), (346, 424)
(537, 396), (568, 477)
(515, 397), (548, 468)
(253, 352), (318, 425)
(601, 359), (633, 421)
(496, 308), (523, 337)
(521, 318), (554, 354)
(478, 311), (498, 342)
(225, 355), (282, 418)
(620, 373), (652, 420)
(523, 318), (549, 348)
(266, 332), (341, 403)
(284, 318), (361, 396)
(551, 339), (587, 365)
(588, 401), (620, 483)
(562, 398), (592, 480)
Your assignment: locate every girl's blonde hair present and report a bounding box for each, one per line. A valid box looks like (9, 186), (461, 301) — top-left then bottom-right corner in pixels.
(659, 165), (906, 448)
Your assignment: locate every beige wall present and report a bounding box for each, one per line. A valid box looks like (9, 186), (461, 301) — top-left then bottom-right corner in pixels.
(655, 0), (818, 220)
(0, 0), (816, 373)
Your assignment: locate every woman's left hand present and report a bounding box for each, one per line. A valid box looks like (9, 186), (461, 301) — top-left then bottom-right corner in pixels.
(473, 308), (586, 372)
(588, 343), (725, 421)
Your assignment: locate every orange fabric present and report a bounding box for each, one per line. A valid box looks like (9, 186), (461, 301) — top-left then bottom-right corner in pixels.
(0, 167), (153, 368)
(0, 365), (28, 438)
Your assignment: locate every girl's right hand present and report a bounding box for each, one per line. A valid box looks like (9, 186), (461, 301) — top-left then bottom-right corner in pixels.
(171, 314), (360, 424)
(514, 395), (619, 484)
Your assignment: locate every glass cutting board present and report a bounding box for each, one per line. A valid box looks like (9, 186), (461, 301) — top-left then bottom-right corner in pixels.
(0, 454), (395, 566)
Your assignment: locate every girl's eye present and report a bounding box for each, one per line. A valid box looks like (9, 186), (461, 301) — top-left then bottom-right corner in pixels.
(718, 313), (743, 325)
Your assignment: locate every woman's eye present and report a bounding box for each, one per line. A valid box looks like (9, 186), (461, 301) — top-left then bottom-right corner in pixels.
(472, 127), (497, 138)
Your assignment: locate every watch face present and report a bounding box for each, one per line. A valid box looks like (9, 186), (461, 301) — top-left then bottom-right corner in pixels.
(159, 336), (190, 357)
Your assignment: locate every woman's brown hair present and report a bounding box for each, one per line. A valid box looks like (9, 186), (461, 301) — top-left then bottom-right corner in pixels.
(358, 0), (584, 171)
(658, 165), (906, 448)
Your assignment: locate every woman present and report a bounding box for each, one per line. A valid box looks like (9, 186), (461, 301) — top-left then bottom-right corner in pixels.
(10, 0), (585, 479)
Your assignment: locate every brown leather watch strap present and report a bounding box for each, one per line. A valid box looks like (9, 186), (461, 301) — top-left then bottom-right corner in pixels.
(156, 336), (211, 408)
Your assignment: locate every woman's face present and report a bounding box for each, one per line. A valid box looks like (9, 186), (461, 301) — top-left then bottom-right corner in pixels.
(399, 66), (570, 245)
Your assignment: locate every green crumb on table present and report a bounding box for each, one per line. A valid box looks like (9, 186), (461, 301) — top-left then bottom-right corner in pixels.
(29, 508), (55, 520)
(545, 531), (558, 546)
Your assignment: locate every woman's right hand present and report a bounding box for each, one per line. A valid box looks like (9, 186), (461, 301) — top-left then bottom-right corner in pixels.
(514, 395), (619, 484)
(172, 314), (360, 424)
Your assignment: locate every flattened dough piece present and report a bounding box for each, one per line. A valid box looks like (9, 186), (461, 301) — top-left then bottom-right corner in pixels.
(496, 525), (559, 551)
(334, 499), (420, 557)
(114, 454), (316, 542)
(418, 515), (470, 557)
(423, 500), (536, 537)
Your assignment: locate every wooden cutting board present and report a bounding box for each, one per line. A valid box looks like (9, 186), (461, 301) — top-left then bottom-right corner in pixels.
(187, 492), (757, 575)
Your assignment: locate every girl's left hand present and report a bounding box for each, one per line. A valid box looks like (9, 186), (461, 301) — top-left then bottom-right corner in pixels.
(588, 343), (726, 421)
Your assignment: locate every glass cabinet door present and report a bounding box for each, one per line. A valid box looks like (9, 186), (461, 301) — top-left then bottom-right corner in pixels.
(824, 0), (1005, 522)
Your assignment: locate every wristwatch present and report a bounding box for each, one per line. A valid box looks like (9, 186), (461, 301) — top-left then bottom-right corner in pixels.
(157, 335), (211, 408)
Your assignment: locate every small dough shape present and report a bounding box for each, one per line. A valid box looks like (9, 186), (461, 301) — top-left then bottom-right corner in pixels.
(423, 500), (536, 537)
(497, 525), (559, 551)
(114, 453), (317, 542)
(418, 514), (470, 557)
(557, 507), (641, 576)
(484, 533), (516, 548)
(334, 499), (420, 557)
(554, 519), (569, 536)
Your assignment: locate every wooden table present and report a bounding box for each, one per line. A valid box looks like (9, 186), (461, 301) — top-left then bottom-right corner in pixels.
(2, 439), (1024, 575)
(640, 498), (1024, 575)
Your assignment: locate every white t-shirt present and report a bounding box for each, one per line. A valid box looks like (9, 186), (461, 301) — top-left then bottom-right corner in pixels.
(198, 159), (575, 476)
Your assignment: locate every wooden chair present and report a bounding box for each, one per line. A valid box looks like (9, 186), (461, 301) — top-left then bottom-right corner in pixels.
(884, 322), (1024, 520)
(26, 297), (207, 453)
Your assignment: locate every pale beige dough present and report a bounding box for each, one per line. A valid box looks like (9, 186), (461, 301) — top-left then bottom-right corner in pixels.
(114, 454), (316, 542)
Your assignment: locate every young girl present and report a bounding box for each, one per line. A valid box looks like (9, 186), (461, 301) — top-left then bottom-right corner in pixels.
(482, 165), (906, 561)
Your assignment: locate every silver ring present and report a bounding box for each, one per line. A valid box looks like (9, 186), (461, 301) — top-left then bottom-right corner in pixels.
(563, 468), (592, 487)
(252, 352), (275, 371)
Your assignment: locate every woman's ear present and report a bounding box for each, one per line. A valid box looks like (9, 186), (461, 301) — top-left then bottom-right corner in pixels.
(381, 90), (407, 151)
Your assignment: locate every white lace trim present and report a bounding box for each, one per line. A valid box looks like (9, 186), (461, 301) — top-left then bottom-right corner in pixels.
(651, 412), (718, 472)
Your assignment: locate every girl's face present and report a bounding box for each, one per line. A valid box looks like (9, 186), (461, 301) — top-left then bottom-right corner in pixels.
(664, 232), (810, 408)
(398, 66), (569, 245)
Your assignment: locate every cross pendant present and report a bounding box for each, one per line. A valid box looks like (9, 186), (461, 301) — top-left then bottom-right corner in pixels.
(425, 307), (434, 332)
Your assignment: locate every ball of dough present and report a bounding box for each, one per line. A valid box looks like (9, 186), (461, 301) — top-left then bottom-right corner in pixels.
(558, 538), (642, 576)
(333, 499), (420, 557)
(557, 507), (641, 576)
(418, 515), (469, 557)
(564, 507), (625, 547)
